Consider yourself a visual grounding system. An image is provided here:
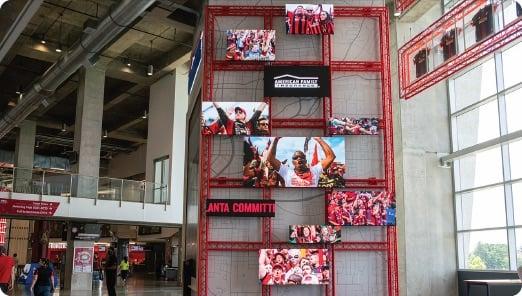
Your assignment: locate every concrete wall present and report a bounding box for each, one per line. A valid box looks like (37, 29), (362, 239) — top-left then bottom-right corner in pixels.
(145, 63), (190, 226)
(391, 3), (458, 296)
(108, 144), (147, 179)
(146, 74), (176, 183)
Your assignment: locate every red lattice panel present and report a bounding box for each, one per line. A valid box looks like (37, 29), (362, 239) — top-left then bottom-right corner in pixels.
(199, 5), (397, 296)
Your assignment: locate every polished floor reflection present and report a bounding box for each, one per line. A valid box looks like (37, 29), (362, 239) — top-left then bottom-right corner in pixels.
(12, 274), (182, 296)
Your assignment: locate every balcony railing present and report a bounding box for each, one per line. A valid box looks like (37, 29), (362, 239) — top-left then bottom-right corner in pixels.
(0, 167), (169, 205)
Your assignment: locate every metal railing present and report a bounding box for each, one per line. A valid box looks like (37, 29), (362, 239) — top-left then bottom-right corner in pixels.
(0, 167), (169, 205)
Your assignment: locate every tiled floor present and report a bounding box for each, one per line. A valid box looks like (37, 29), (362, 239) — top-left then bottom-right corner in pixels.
(12, 275), (183, 296)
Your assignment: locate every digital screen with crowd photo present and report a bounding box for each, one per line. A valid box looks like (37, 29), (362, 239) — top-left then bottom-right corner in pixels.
(289, 225), (341, 244)
(328, 117), (380, 136)
(285, 4), (334, 35)
(226, 30), (275, 61)
(259, 249), (329, 285)
(201, 102), (269, 136)
(327, 191), (396, 226)
(243, 136), (346, 188)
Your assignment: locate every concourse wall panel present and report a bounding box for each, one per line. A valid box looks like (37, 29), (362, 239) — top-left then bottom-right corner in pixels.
(200, 1), (396, 295)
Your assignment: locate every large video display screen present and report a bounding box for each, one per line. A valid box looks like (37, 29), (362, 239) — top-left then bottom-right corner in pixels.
(285, 4), (334, 35)
(327, 191), (396, 226)
(226, 30), (276, 61)
(202, 102), (269, 136)
(243, 137), (346, 188)
(328, 117), (380, 135)
(289, 225), (341, 244)
(259, 249), (329, 285)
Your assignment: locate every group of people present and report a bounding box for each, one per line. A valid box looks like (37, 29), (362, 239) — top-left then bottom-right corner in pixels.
(258, 249), (329, 285)
(202, 102), (269, 136)
(226, 30), (275, 61)
(285, 4), (334, 35)
(289, 225), (341, 244)
(96, 247), (131, 296)
(0, 245), (130, 296)
(327, 191), (395, 226)
(328, 117), (379, 135)
(0, 246), (56, 296)
(243, 137), (343, 188)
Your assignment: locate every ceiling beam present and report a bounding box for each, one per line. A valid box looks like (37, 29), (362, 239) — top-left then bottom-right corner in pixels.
(37, 121), (147, 144)
(0, 0), (43, 62)
(141, 7), (195, 34)
(109, 117), (146, 134)
(104, 84), (145, 111)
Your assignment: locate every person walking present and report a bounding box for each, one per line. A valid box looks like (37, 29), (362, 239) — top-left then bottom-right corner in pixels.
(118, 256), (130, 285)
(104, 247), (118, 296)
(30, 258), (55, 296)
(0, 246), (15, 294)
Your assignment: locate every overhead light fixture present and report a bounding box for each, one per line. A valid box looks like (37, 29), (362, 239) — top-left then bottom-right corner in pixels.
(35, 141), (40, 148)
(61, 123), (67, 132)
(56, 14), (63, 53)
(142, 110), (148, 119)
(103, 130), (108, 138)
(15, 86), (23, 95)
(394, 11), (401, 17)
(125, 58), (131, 67)
(40, 34), (46, 44)
(147, 40), (153, 76)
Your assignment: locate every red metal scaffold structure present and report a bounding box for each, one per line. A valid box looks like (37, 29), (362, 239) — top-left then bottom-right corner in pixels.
(199, 5), (397, 296)
(398, 0), (522, 99)
(395, 0), (417, 14)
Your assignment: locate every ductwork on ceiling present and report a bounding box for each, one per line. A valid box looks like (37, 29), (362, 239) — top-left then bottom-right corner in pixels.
(0, 0), (156, 139)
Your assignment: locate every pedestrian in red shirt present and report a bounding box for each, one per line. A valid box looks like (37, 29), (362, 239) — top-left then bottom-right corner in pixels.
(0, 246), (15, 294)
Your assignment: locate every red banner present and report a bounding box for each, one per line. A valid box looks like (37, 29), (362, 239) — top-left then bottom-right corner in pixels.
(0, 198), (59, 217)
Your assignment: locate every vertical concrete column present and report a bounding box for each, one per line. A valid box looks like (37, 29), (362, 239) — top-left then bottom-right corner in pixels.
(73, 66), (105, 198)
(13, 120), (36, 193)
(391, 4), (458, 296)
(145, 62), (189, 216)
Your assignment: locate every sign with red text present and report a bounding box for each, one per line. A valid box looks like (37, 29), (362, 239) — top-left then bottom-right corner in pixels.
(0, 198), (59, 217)
(206, 199), (275, 217)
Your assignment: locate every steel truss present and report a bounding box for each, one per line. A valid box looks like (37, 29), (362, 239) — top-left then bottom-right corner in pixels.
(398, 0), (522, 99)
(394, 0), (417, 14)
(199, 5), (397, 296)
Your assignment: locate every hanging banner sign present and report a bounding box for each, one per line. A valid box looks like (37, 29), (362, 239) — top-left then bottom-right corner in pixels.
(0, 198), (59, 217)
(264, 66), (330, 97)
(206, 199), (276, 217)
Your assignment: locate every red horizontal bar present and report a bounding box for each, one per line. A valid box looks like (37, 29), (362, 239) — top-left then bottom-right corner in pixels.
(208, 6), (283, 17)
(209, 177), (387, 188)
(331, 61), (382, 72)
(213, 60), (324, 72)
(207, 241), (263, 251)
(208, 6), (386, 18)
(395, 0), (417, 12)
(334, 241), (388, 251)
